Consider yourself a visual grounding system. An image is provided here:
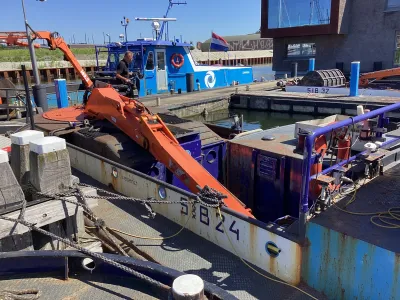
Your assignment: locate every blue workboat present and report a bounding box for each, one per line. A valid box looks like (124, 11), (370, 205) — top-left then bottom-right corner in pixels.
(93, 1), (253, 97)
(94, 40), (253, 97)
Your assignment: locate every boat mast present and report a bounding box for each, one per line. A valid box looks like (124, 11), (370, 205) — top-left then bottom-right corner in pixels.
(159, 0), (187, 41)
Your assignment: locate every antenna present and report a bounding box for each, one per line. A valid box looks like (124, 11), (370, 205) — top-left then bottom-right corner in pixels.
(135, 17), (177, 22)
(160, 0), (187, 41)
(134, 0), (186, 41)
(135, 18), (177, 40)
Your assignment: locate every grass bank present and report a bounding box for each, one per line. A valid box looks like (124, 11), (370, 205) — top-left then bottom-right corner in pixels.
(0, 47), (107, 62)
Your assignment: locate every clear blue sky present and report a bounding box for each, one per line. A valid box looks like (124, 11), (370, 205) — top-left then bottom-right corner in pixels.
(2, 0), (262, 44)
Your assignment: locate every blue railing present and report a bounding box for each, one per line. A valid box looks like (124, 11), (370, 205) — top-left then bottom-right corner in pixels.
(300, 102), (400, 225)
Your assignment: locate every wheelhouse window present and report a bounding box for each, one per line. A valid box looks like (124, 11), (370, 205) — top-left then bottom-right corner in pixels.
(145, 51), (155, 70)
(268, 0), (331, 29)
(387, 0), (400, 10)
(287, 43), (316, 58)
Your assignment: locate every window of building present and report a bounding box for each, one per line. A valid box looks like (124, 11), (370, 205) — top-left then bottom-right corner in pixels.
(268, 0), (331, 29)
(287, 43), (316, 57)
(387, 0), (400, 10)
(145, 51), (154, 70)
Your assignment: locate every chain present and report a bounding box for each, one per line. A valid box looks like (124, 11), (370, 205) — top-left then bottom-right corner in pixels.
(0, 214), (170, 292)
(77, 183), (224, 208)
(9, 183), (225, 292)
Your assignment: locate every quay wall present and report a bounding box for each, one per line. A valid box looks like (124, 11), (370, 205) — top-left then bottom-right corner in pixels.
(0, 60), (107, 84)
(230, 93), (400, 118)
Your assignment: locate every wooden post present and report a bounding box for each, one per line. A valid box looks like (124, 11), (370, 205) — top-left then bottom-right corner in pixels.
(0, 150), (25, 210)
(29, 136), (72, 194)
(10, 130), (44, 186)
(46, 69), (51, 81)
(63, 68), (68, 80)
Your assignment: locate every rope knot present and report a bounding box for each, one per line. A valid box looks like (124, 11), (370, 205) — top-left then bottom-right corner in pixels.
(94, 218), (105, 228)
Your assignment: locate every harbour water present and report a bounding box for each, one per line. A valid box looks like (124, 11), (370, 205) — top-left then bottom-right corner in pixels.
(190, 108), (315, 131)
(252, 65), (275, 81)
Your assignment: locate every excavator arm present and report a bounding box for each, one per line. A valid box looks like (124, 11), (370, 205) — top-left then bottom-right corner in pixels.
(359, 67), (400, 87)
(0, 31), (93, 89)
(4, 28), (254, 218)
(83, 87), (254, 218)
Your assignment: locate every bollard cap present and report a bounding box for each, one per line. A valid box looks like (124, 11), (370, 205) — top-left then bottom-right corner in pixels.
(10, 130), (44, 146)
(0, 149), (8, 163)
(172, 274), (204, 298)
(30, 136), (66, 154)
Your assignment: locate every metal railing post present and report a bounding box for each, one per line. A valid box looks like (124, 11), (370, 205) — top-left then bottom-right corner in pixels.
(299, 132), (314, 239)
(299, 101), (400, 239)
(21, 65), (35, 129)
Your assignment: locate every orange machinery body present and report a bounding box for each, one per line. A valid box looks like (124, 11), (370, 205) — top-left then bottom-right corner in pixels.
(359, 67), (400, 87)
(0, 31), (93, 89)
(56, 87), (254, 218)
(3, 29), (253, 217)
(0, 31), (40, 48)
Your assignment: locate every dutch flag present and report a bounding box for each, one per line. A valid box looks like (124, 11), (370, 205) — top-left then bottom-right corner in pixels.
(210, 32), (229, 52)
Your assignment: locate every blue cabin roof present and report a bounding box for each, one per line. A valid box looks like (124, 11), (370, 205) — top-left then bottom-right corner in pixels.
(104, 40), (191, 50)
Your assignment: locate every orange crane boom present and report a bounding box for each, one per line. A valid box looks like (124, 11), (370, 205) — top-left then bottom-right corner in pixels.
(83, 87), (253, 217)
(0, 31), (93, 89)
(2, 29), (254, 218)
(359, 67), (400, 87)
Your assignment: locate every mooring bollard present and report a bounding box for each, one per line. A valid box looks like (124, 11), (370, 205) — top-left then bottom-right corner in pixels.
(29, 136), (72, 194)
(0, 149), (25, 210)
(157, 97), (161, 106)
(350, 61), (360, 97)
(309, 58), (315, 72)
(10, 130), (44, 185)
(55, 79), (69, 108)
(172, 274), (205, 300)
(32, 84), (48, 112)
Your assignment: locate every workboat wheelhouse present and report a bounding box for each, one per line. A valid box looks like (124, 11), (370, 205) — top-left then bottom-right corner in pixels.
(94, 40), (254, 97)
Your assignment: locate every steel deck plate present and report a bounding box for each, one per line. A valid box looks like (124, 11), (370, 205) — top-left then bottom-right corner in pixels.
(311, 163), (400, 254)
(0, 273), (162, 299)
(72, 168), (325, 300)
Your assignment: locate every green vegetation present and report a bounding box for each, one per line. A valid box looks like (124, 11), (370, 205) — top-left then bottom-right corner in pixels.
(395, 49), (400, 65)
(0, 47), (108, 62)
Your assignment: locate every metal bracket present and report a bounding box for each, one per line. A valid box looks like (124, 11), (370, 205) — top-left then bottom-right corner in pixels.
(316, 175), (335, 185)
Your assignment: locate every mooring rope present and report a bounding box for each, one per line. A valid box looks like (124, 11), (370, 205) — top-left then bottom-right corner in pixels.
(0, 289), (41, 300)
(0, 184), (227, 299)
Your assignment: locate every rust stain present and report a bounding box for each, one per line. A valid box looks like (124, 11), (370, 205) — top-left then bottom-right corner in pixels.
(321, 228), (331, 292)
(248, 223), (257, 262)
(301, 239), (309, 282)
(100, 160), (106, 183)
(267, 234), (277, 276)
(393, 253), (400, 299)
(293, 244), (302, 284)
(111, 168), (119, 191)
(269, 253), (276, 276)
